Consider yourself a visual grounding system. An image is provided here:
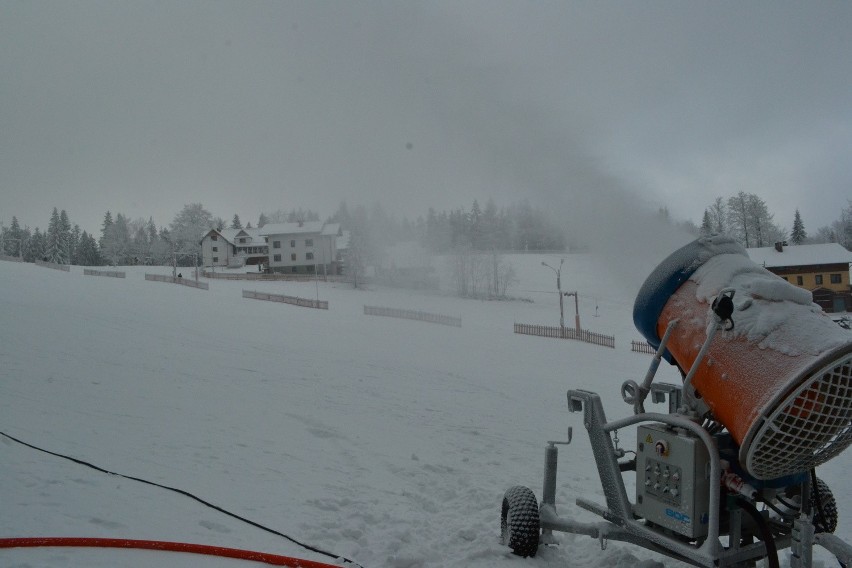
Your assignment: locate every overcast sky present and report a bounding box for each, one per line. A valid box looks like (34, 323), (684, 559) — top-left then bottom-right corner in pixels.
(2, 1), (851, 238)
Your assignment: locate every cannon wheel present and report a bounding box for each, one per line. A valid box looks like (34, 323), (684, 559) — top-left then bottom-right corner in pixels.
(501, 485), (540, 557)
(811, 477), (838, 534)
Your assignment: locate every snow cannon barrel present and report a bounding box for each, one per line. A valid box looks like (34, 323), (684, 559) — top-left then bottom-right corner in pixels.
(633, 236), (852, 480)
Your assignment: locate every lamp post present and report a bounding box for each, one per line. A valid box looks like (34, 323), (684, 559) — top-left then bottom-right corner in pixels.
(542, 259), (565, 330)
(564, 291), (581, 332)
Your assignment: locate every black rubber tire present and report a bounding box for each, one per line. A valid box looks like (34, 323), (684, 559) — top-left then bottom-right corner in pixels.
(811, 477), (838, 534)
(501, 485), (540, 557)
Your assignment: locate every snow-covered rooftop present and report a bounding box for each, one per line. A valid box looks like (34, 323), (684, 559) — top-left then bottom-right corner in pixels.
(746, 243), (852, 269)
(258, 222), (340, 236)
(202, 227), (266, 244)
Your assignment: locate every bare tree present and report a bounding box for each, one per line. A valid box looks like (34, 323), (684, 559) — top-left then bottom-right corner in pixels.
(449, 247), (516, 299)
(708, 197), (727, 235)
(727, 192), (751, 247)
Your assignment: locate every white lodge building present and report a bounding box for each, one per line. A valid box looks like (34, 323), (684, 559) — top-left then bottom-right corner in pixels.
(200, 228), (269, 268)
(261, 222), (341, 275)
(200, 222), (342, 275)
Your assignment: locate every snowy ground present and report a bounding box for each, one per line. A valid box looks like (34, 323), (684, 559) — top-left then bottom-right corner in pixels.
(1, 252), (850, 568)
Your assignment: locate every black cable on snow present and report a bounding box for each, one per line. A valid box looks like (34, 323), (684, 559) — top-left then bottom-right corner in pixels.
(0, 430), (364, 568)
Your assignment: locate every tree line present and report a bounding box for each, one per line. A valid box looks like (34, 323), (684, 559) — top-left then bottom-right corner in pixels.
(0, 204), (328, 267)
(0, 208), (101, 265)
(699, 191), (852, 250)
(6, 192), (847, 270)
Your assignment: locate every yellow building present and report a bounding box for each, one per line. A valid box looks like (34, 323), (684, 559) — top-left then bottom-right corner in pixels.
(747, 242), (852, 313)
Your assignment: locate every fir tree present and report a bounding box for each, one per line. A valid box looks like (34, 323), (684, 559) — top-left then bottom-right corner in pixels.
(4, 216), (23, 256)
(100, 211), (113, 251)
(59, 209), (72, 263)
(231, 214), (242, 230)
(46, 208), (64, 263)
(101, 213), (130, 265)
(147, 217), (158, 243)
(70, 224), (81, 264)
(791, 209), (807, 244)
(28, 227), (46, 262)
(75, 231), (101, 265)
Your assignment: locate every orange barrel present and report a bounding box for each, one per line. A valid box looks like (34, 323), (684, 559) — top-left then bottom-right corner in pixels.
(634, 236), (852, 480)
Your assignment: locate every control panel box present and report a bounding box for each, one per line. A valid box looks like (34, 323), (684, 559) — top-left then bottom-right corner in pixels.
(635, 423), (711, 539)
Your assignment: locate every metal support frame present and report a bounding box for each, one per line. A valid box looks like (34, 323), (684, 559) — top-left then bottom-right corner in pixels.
(525, 289), (852, 568)
(534, 388), (852, 568)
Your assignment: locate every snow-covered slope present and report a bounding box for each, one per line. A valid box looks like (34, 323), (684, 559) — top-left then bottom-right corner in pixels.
(1, 255), (849, 567)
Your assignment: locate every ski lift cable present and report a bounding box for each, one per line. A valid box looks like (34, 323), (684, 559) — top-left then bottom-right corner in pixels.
(0, 430), (365, 568)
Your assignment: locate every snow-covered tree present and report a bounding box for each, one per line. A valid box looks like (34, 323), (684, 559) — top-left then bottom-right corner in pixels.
(2, 216), (24, 257)
(257, 213), (268, 228)
(27, 227), (46, 262)
(130, 221), (150, 264)
(469, 200), (483, 249)
(708, 197), (727, 235)
(746, 194), (779, 247)
(811, 226), (836, 244)
(69, 224), (81, 264)
(700, 210), (714, 236)
(169, 203), (214, 262)
(481, 198), (501, 250)
(59, 209), (72, 261)
(150, 227), (172, 265)
(45, 208), (65, 263)
(100, 211), (113, 250)
(231, 214), (242, 230)
(75, 231), (103, 266)
(832, 202), (852, 250)
(791, 209), (807, 244)
(725, 192), (784, 248)
(727, 192), (752, 247)
(344, 205), (371, 288)
(100, 213), (130, 265)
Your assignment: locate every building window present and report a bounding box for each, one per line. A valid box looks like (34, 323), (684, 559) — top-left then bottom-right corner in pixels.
(211, 235), (218, 241)
(831, 274), (842, 284)
(240, 238), (247, 244)
(815, 274), (823, 285)
(307, 264), (314, 273)
(305, 239), (313, 247)
(273, 240), (281, 248)
(796, 276), (803, 285)
(212, 256), (218, 263)
(273, 254), (281, 262)
(291, 253), (297, 261)
(212, 246), (218, 252)
(306, 252), (314, 260)
(781, 276), (788, 281)
(290, 240), (296, 247)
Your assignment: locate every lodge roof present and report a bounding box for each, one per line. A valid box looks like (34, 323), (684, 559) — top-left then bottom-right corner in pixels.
(746, 243), (852, 269)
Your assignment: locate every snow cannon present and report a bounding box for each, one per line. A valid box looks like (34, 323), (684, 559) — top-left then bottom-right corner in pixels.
(633, 235), (852, 480)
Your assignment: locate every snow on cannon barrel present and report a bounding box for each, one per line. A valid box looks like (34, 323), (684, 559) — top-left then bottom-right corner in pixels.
(633, 235), (852, 480)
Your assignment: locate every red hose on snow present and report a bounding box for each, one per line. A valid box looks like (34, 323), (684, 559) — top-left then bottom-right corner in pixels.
(0, 537), (342, 567)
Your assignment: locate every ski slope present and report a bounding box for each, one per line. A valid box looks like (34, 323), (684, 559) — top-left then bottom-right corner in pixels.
(1, 252), (849, 567)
